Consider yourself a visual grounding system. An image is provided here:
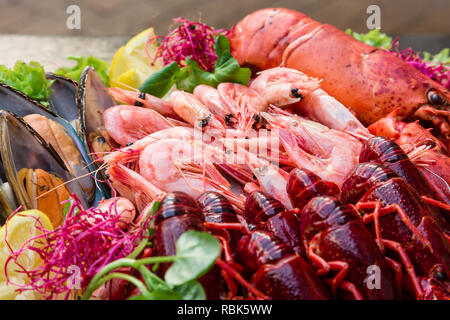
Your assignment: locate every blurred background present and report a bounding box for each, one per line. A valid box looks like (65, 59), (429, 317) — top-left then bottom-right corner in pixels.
(0, 0), (449, 70)
(0, 0), (449, 35)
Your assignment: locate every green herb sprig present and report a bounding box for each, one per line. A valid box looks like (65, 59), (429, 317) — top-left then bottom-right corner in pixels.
(139, 35), (251, 97)
(82, 230), (221, 300)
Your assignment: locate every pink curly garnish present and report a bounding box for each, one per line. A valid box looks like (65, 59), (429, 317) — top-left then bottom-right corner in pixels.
(389, 39), (450, 90)
(5, 195), (150, 300)
(152, 17), (230, 72)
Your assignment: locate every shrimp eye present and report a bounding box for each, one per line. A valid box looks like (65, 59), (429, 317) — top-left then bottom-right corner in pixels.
(225, 114), (233, 125)
(291, 87), (304, 99)
(427, 90), (444, 105)
(199, 118), (209, 128)
(135, 92), (146, 107)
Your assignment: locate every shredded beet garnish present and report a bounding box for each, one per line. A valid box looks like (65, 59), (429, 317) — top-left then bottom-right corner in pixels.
(5, 195), (150, 300)
(152, 17), (230, 72)
(389, 39), (450, 90)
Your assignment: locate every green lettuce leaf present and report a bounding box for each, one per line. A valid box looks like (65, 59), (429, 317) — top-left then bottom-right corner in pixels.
(0, 61), (53, 102)
(423, 48), (450, 65)
(346, 28), (393, 50)
(55, 55), (109, 86)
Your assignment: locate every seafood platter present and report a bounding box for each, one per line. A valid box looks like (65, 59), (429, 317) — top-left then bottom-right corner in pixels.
(0, 8), (449, 300)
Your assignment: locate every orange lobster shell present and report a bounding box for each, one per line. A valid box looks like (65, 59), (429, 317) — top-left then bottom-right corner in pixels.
(230, 8), (450, 137)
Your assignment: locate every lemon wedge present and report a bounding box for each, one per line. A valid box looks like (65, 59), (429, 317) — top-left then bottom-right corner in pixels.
(0, 210), (52, 283)
(110, 27), (163, 89)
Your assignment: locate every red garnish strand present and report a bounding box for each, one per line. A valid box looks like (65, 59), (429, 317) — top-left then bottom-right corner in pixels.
(389, 39), (450, 90)
(5, 195), (151, 300)
(151, 17), (230, 72)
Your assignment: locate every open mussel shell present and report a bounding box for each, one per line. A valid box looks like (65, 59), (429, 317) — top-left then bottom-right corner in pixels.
(77, 67), (116, 198)
(0, 82), (105, 205)
(0, 111), (88, 226)
(46, 73), (80, 130)
(77, 66), (116, 148)
(0, 157), (18, 224)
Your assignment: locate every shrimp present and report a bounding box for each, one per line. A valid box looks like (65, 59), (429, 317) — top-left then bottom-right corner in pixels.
(95, 197), (136, 229)
(170, 90), (226, 132)
(103, 126), (195, 165)
(139, 138), (244, 209)
(250, 67), (371, 139)
(106, 163), (166, 212)
(217, 83), (267, 133)
(109, 87), (179, 119)
(263, 112), (362, 185)
(250, 67), (320, 106)
(103, 105), (173, 146)
(221, 139), (293, 209)
(194, 84), (234, 124)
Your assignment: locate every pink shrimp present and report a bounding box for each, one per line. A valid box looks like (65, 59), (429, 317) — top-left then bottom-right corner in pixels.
(107, 163), (166, 212)
(170, 90), (226, 132)
(95, 197), (136, 229)
(193, 84), (234, 124)
(217, 83), (267, 134)
(263, 112), (362, 186)
(108, 87), (179, 119)
(103, 105), (173, 146)
(250, 67), (371, 139)
(221, 139), (293, 209)
(103, 126), (196, 166)
(138, 138), (244, 209)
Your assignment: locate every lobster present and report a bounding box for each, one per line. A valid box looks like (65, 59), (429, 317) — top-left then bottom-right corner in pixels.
(229, 8), (450, 138)
(235, 230), (330, 300)
(368, 112), (450, 210)
(342, 162), (450, 300)
(286, 168), (398, 299)
(359, 136), (450, 234)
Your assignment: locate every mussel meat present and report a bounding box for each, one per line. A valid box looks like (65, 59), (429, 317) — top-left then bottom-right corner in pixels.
(0, 110), (87, 226)
(0, 82), (100, 204)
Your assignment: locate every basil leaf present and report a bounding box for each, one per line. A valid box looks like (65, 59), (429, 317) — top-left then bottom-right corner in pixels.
(139, 61), (181, 97)
(176, 58), (218, 92)
(174, 280), (206, 300)
(140, 35), (251, 94)
(214, 35), (233, 68)
(214, 57), (250, 85)
(164, 231), (220, 286)
(148, 288), (182, 300)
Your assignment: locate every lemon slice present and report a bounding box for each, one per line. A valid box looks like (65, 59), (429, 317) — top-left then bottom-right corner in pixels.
(0, 277), (41, 300)
(110, 27), (164, 89)
(0, 210), (53, 280)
